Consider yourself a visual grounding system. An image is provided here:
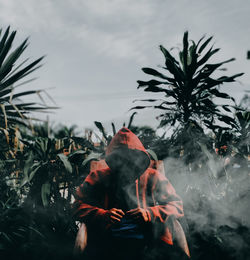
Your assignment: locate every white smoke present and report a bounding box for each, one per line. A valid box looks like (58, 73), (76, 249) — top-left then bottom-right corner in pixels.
(163, 153), (250, 258)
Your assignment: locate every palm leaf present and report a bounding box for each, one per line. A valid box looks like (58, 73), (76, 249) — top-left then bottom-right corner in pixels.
(182, 31), (189, 73)
(0, 26), (54, 128)
(127, 112), (137, 129)
(198, 36), (213, 54)
(140, 68), (174, 82)
(135, 31), (243, 131)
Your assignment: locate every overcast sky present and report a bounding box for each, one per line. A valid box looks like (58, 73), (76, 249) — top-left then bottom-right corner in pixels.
(0, 0), (249, 132)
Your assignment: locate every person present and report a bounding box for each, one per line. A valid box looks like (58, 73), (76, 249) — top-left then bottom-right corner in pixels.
(73, 127), (190, 260)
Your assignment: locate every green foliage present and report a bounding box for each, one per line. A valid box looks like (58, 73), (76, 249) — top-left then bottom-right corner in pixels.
(133, 31), (243, 130)
(132, 31), (246, 166)
(20, 137), (74, 206)
(0, 26), (55, 128)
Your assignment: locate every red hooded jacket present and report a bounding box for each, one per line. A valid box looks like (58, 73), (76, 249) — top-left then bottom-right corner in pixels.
(73, 128), (190, 257)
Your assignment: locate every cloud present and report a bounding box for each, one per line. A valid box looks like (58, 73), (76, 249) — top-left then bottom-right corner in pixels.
(1, 0), (250, 67)
(0, 0), (249, 128)
(0, 0), (157, 63)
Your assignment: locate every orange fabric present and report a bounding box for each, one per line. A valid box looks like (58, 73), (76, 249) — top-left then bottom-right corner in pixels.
(90, 160), (108, 171)
(73, 168), (186, 247)
(105, 127), (148, 156)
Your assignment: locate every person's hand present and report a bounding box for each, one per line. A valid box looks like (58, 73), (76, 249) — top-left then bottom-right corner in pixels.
(126, 208), (151, 223)
(106, 208), (125, 224)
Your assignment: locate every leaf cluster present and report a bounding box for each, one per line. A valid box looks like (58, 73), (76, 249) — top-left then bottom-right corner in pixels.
(133, 31), (243, 130)
(0, 26), (56, 129)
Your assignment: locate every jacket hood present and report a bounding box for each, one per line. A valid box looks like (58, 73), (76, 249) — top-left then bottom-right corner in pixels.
(105, 127), (150, 176)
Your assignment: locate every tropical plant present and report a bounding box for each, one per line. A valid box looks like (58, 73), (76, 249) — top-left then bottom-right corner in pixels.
(20, 137), (74, 206)
(0, 174), (44, 258)
(133, 31), (243, 130)
(0, 26), (54, 128)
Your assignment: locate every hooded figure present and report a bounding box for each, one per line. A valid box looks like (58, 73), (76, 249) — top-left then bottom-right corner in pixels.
(73, 128), (190, 260)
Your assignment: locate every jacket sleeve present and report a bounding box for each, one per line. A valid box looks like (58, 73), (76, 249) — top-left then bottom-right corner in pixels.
(147, 171), (184, 223)
(73, 170), (108, 226)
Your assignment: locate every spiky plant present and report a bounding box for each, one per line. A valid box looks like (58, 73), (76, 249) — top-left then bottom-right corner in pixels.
(0, 26), (52, 128)
(133, 31), (243, 130)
